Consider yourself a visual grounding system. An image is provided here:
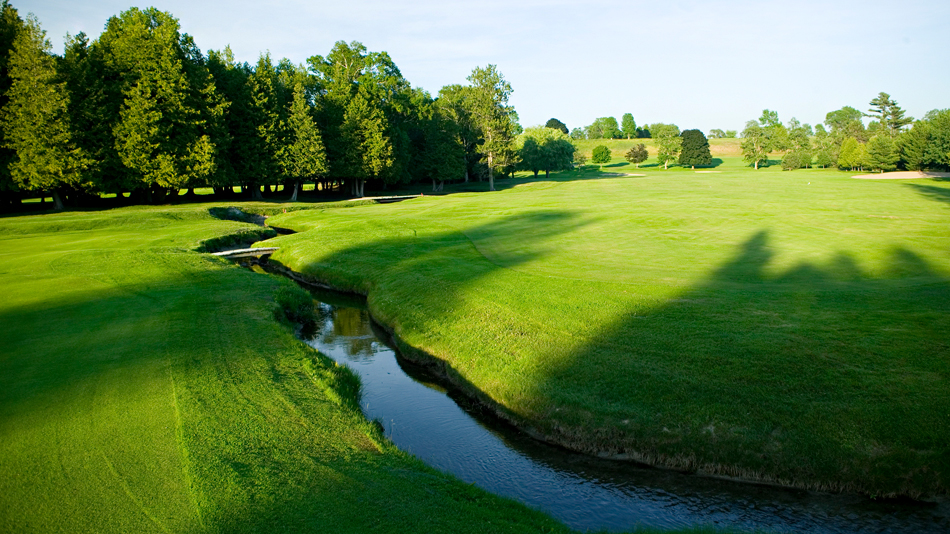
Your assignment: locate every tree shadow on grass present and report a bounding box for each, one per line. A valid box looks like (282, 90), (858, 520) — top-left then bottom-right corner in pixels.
(905, 182), (950, 206)
(294, 223), (950, 498)
(0, 243), (573, 533)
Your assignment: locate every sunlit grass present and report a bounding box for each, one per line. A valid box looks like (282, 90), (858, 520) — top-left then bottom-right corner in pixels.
(268, 163), (950, 497)
(0, 204), (574, 533)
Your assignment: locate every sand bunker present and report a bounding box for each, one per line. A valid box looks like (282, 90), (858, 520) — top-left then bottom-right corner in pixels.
(852, 171), (950, 179)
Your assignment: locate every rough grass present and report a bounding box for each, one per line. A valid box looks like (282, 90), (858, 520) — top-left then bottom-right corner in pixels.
(266, 158), (950, 498)
(0, 204), (576, 533)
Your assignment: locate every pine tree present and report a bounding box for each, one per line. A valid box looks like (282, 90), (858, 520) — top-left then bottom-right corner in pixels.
(866, 92), (913, 137)
(867, 135), (898, 173)
(100, 8), (221, 200)
(2, 14), (86, 209)
(898, 121), (929, 171)
(0, 0), (23, 207)
(678, 129), (711, 168)
(341, 88), (393, 197)
(281, 82), (327, 201)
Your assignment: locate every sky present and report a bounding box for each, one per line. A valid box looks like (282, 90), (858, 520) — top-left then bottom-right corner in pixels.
(17, 0), (950, 134)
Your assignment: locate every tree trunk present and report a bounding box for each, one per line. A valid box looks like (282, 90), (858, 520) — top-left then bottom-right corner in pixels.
(488, 153), (495, 191)
(290, 180), (300, 202)
(52, 189), (64, 210)
(464, 169), (469, 183)
(251, 186), (263, 200)
(545, 169), (550, 179)
(432, 179), (438, 192)
(754, 160), (759, 170)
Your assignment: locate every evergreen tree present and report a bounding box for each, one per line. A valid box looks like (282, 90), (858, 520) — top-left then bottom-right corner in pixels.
(678, 129), (711, 168)
(97, 8), (223, 200)
(0, 0), (23, 208)
(544, 118), (568, 134)
(866, 92), (913, 136)
(897, 121), (929, 171)
(922, 110), (950, 171)
(624, 143), (648, 168)
(2, 14), (86, 209)
(866, 135), (898, 173)
(621, 113), (636, 139)
(282, 81), (327, 200)
(341, 87), (392, 197)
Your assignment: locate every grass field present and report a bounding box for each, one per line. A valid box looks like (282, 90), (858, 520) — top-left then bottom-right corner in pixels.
(266, 157), (950, 498)
(0, 205), (577, 533)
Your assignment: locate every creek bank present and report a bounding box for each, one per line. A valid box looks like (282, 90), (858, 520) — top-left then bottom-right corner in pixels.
(257, 258), (941, 503)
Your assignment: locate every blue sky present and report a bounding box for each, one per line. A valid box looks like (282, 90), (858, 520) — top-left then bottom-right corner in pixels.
(19, 0), (950, 134)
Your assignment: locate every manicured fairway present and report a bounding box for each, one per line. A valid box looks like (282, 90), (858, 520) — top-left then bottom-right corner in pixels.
(0, 205), (572, 533)
(267, 159), (950, 497)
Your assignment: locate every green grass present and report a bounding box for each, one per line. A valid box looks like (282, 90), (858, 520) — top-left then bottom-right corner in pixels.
(0, 203), (576, 533)
(266, 159), (950, 498)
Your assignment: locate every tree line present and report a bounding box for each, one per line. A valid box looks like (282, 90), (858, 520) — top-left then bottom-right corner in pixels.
(0, 3), (527, 210)
(740, 94), (950, 173)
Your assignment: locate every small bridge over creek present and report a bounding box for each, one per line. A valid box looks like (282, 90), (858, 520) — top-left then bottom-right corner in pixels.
(211, 247), (279, 259)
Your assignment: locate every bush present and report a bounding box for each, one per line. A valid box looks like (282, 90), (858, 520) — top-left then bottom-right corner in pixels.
(782, 150), (808, 170)
(591, 145), (611, 164)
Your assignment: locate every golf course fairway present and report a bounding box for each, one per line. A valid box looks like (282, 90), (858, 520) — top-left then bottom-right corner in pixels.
(265, 159), (950, 498)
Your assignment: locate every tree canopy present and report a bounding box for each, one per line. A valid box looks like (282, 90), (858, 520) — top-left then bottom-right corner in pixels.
(621, 113), (636, 139)
(624, 144), (648, 168)
(544, 118), (568, 134)
(652, 124), (681, 169)
(587, 116), (621, 139)
(591, 145), (611, 164)
(517, 126), (574, 178)
(678, 129), (711, 168)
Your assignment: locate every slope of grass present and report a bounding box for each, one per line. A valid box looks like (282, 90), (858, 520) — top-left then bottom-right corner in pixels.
(0, 204), (572, 533)
(267, 162), (950, 498)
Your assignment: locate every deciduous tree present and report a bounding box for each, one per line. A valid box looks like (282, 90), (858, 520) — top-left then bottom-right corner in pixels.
(740, 120), (769, 169)
(652, 123), (681, 169)
(624, 143), (648, 168)
(621, 113), (636, 139)
(591, 145), (611, 165)
(588, 117), (621, 139)
(466, 64), (514, 191)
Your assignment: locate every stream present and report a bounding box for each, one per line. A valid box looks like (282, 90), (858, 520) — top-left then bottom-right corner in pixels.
(293, 281), (947, 533)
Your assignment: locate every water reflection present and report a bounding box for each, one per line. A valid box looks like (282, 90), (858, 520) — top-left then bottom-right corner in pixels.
(302, 286), (949, 534)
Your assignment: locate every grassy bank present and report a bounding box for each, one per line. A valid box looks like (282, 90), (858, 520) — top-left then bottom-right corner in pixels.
(266, 159), (950, 498)
(0, 204), (575, 533)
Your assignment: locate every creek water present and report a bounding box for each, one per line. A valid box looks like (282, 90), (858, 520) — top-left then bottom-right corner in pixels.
(300, 285), (949, 533)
